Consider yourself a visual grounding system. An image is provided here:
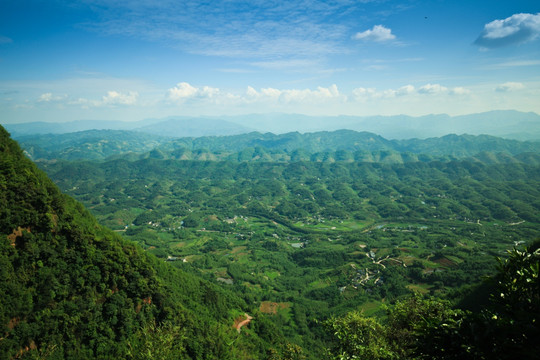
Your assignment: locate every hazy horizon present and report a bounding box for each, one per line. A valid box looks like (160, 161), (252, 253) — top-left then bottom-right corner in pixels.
(4, 110), (540, 141)
(1, 1), (540, 125)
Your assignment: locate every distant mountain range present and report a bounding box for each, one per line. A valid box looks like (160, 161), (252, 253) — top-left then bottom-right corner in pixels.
(160, 130), (540, 155)
(226, 110), (540, 140)
(3, 117), (253, 138)
(14, 128), (540, 164)
(3, 110), (540, 140)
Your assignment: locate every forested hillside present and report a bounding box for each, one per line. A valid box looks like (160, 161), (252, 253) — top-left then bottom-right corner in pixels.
(0, 126), (295, 359)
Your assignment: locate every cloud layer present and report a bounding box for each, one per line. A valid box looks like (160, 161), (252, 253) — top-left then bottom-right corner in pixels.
(79, 0), (354, 60)
(27, 81), (482, 111)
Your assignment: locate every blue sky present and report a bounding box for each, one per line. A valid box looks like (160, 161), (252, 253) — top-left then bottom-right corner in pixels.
(1, 0), (539, 123)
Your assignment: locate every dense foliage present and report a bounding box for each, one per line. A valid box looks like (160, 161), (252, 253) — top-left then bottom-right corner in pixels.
(326, 241), (540, 359)
(0, 126), (295, 359)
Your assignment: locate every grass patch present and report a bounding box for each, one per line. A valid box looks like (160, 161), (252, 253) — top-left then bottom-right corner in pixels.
(407, 283), (430, 294)
(265, 271), (280, 280)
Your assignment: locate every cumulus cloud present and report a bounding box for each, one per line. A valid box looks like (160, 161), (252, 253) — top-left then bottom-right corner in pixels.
(246, 86), (259, 98)
(101, 91), (138, 105)
(495, 82), (525, 92)
(285, 85), (341, 103)
(168, 82), (198, 99)
(351, 87), (377, 101)
(353, 25), (396, 42)
(38, 93), (66, 102)
(418, 83), (448, 94)
(396, 85), (415, 96)
(260, 87), (282, 98)
(450, 87), (471, 96)
(168, 82), (220, 101)
(475, 13), (540, 48)
(246, 84), (341, 103)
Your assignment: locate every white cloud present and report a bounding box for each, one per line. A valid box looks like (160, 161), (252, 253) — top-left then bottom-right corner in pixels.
(315, 84), (340, 98)
(168, 82), (199, 100)
(39, 93), (53, 102)
(450, 87), (471, 96)
(396, 85), (415, 96)
(101, 90), (138, 105)
(58, 91), (139, 108)
(246, 85), (342, 103)
(495, 82), (525, 92)
(475, 13), (540, 48)
(199, 86), (220, 98)
(353, 25), (396, 42)
(350, 83), (472, 102)
(418, 84), (448, 94)
(67, 97), (92, 109)
(352, 87), (377, 101)
(38, 93), (66, 102)
(168, 82), (221, 101)
(260, 87), (282, 98)
(246, 86), (259, 98)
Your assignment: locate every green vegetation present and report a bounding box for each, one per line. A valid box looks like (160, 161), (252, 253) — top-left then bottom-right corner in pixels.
(0, 126), (293, 359)
(326, 241), (539, 359)
(16, 129), (540, 163)
(3, 125), (539, 358)
(17, 130), (170, 161)
(38, 147), (540, 357)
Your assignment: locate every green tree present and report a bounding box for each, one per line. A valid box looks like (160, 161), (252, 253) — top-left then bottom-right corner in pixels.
(126, 321), (186, 360)
(325, 311), (396, 360)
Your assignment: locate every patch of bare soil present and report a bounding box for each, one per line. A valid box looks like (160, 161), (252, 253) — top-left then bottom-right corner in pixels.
(7, 226), (31, 246)
(259, 301), (289, 314)
(432, 257), (455, 267)
(233, 313), (253, 333)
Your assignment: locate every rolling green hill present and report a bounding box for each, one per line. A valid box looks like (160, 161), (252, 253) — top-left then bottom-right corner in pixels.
(16, 130), (171, 161)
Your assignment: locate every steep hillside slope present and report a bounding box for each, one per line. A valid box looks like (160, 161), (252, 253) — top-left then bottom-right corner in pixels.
(0, 126), (284, 359)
